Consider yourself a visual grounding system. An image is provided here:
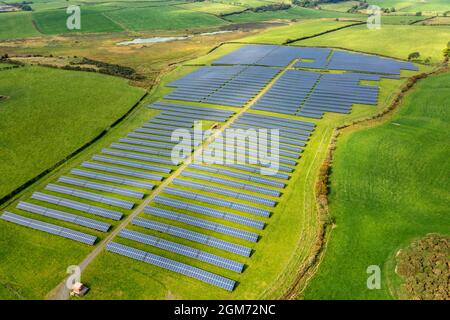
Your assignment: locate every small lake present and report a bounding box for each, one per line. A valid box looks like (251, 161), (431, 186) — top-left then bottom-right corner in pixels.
(117, 31), (233, 46)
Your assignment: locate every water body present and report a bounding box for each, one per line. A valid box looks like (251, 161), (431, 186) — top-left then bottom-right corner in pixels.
(117, 31), (232, 46)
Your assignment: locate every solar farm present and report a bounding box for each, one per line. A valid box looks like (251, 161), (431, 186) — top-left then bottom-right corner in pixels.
(0, 44), (421, 296)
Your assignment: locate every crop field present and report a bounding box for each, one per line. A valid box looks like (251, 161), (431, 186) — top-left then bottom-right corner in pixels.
(302, 71), (450, 300)
(0, 66), (144, 200)
(296, 24), (450, 63)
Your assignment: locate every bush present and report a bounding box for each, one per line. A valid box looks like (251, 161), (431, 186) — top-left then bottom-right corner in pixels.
(396, 234), (449, 300)
(408, 51), (420, 61)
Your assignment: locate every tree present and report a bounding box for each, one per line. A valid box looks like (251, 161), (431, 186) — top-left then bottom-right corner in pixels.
(408, 52), (420, 61)
(415, 11), (422, 16)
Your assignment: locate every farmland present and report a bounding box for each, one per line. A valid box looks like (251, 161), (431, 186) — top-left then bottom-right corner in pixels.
(0, 66), (144, 200)
(302, 71), (450, 300)
(0, 0), (449, 303)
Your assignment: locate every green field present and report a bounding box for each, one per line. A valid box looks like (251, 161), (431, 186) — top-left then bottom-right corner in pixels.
(0, 12), (40, 40)
(225, 6), (366, 22)
(0, 66), (144, 200)
(103, 5), (227, 31)
(238, 19), (357, 44)
(33, 7), (124, 34)
(303, 71), (450, 299)
(179, 1), (245, 15)
(367, 0), (450, 13)
(296, 24), (450, 63)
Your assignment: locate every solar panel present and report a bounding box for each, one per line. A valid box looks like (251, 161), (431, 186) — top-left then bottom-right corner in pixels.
(163, 187), (271, 218)
(188, 164), (285, 189)
(81, 162), (163, 181)
(70, 169), (154, 190)
(31, 192), (123, 220)
(59, 176), (144, 199)
(132, 217), (251, 257)
(106, 242), (236, 291)
(110, 143), (177, 159)
(154, 196), (265, 230)
(16, 201), (111, 232)
(172, 178), (276, 207)
(45, 184), (135, 210)
(144, 206), (259, 243)
(180, 170), (281, 197)
(1, 212), (97, 245)
(92, 155), (171, 174)
(119, 229), (244, 273)
(101, 148), (174, 166)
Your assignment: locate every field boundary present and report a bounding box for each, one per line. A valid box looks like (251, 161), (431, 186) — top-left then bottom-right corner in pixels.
(287, 60), (449, 300)
(283, 21), (365, 44)
(0, 89), (148, 209)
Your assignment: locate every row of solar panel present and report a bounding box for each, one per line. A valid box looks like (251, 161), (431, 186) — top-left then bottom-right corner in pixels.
(172, 178), (276, 207)
(1, 212), (97, 245)
(154, 196), (265, 230)
(164, 187), (271, 218)
(106, 242), (236, 291)
(119, 229), (244, 273)
(133, 215), (252, 256)
(144, 206), (259, 243)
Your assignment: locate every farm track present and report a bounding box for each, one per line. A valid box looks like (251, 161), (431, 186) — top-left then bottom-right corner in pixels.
(47, 58), (302, 300)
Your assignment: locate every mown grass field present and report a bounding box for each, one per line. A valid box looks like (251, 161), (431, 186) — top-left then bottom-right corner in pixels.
(296, 24), (450, 63)
(302, 71), (450, 300)
(0, 66), (144, 200)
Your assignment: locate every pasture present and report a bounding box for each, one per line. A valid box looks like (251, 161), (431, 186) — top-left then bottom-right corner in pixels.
(0, 66), (144, 200)
(302, 71), (450, 299)
(296, 24), (450, 63)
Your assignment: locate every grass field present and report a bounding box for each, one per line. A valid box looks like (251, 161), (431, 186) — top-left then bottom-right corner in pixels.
(302, 71), (450, 300)
(225, 6), (366, 22)
(367, 0), (450, 13)
(103, 5), (227, 31)
(33, 8), (124, 34)
(178, 2), (245, 15)
(296, 24), (450, 63)
(237, 19), (357, 44)
(320, 1), (360, 12)
(0, 66), (144, 200)
(0, 12), (40, 40)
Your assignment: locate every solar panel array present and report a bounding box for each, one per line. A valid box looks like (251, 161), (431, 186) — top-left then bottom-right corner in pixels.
(252, 70), (320, 115)
(4, 44), (416, 290)
(213, 44), (417, 75)
(326, 50), (418, 75)
(119, 229), (244, 273)
(165, 66), (280, 107)
(106, 242), (236, 291)
(1, 212), (97, 245)
(212, 44), (331, 68)
(299, 72), (381, 118)
(112, 111), (315, 289)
